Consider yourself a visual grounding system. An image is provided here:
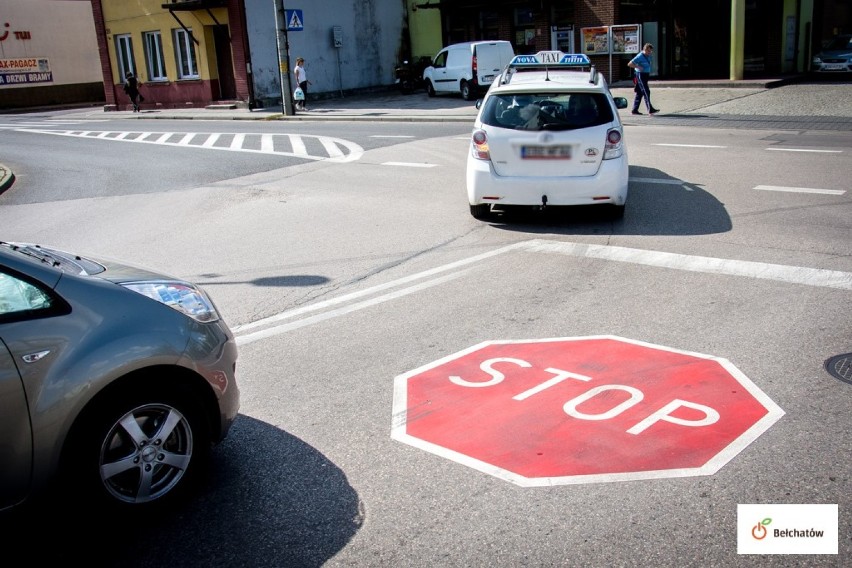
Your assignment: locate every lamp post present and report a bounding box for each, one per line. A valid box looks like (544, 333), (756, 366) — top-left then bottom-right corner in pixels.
(275, 0), (295, 115)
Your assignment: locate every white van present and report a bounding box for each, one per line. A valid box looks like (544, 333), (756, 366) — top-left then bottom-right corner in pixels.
(423, 41), (515, 100)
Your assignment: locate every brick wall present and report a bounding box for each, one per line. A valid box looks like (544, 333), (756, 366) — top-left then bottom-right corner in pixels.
(90, 0), (117, 106)
(227, 0), (251, 104)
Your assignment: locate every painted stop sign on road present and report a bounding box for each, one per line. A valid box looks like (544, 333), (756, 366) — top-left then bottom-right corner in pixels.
(391, 336), (784, 486)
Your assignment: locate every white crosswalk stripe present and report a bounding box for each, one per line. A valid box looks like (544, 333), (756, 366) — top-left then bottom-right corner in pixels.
(13, 129), (365, 162)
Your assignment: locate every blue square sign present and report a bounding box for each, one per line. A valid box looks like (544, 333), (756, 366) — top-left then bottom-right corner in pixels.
(285, 9), (303, 31)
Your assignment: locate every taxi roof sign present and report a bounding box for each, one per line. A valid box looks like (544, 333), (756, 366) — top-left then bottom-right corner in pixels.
(501, 51), (598, 86)
(508, 51), (591, 67)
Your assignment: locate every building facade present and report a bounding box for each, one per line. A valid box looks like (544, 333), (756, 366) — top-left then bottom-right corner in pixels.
(4, 1), (848, 111)
(0, 0), (103, 110)
(91, 0), (252, 111)
(404, 0), (850, 84)
(243, 0), (407, 109)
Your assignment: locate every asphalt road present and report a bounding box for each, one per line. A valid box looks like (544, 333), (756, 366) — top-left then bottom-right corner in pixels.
(0, 83), (850, 566)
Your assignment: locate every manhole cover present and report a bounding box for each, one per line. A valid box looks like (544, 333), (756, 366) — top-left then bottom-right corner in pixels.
(825, 354), (852, 385)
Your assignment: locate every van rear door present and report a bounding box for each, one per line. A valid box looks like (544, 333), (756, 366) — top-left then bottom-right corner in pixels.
(474, 42), (514, 88)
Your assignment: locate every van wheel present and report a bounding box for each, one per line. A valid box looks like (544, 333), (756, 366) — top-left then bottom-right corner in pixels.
(461, 81), (474, 101)
(426, 81), (436, 97)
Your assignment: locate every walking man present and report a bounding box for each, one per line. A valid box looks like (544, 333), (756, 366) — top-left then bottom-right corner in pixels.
(123, 71), (144, 112)
(628, 43), (659, 115)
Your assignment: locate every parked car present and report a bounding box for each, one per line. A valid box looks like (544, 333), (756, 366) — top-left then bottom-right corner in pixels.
(811, 34), (852, 73)
(0, 241), (240, 512)
(423, 40), (515, 100)
(466, 52), (629, 220)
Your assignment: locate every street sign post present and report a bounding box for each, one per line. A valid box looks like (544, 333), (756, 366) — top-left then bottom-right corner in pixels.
(392, 336), (784, 487)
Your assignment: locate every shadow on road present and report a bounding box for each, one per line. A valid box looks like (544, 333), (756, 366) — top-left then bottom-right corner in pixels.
(1, 416), (362, 567)
(483, 166), (732, 236)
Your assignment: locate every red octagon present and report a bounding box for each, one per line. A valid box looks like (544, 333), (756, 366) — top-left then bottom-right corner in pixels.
(391, 336), (784, 486)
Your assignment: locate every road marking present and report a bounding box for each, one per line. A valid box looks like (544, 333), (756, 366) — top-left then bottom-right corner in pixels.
(371, 135), (415, 138)
(232, 241), (528, 336)
(766, 148), (842, 153)
(381, 161), (437, 167)
(523, 240), (852, 290)
(15, 129), (364, 162)
(232, 239), (852, 346)
(654, 144), (727, 148)
(755, 185), (845, 196)
(235, 269), (474, 346)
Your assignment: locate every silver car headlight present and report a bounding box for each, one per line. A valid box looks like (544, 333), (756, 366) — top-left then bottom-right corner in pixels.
(122, 281), (220, 323)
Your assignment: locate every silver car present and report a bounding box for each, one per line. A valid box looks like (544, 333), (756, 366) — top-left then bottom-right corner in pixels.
(0, 241), (239, 511)
(811, 34), (852, 74)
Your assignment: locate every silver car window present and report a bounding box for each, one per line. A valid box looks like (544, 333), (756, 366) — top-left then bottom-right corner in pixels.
(0, 271), (53, 315)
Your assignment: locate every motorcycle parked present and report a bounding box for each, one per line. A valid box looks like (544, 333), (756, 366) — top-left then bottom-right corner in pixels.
(394, 56), (431, 94)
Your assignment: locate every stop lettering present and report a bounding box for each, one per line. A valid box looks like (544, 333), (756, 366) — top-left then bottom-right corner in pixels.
(391, 336), (784, 487)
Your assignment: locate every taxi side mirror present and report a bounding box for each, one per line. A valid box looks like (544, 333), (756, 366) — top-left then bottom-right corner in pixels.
(475, 99), (483, 110)
(613, 97), (628, 109)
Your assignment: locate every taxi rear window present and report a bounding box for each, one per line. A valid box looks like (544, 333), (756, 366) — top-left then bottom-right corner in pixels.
(481, 93), (614, 131)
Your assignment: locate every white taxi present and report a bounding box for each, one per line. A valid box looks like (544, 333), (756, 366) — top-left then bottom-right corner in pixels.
(466, 52), (629, 220)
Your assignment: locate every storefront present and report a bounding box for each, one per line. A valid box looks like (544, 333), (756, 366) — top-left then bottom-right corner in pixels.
(408, 0), (821, 83)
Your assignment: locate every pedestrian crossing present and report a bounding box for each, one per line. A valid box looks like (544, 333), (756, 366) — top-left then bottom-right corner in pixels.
(11, 128), (365, 162)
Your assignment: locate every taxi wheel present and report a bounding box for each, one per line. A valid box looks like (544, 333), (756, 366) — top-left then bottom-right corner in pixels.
(610, 204), (625, 220)
(426, 81), (436, 97)
(470, 204), (491, 219)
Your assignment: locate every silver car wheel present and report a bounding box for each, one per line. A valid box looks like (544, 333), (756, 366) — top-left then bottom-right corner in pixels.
(98, 403), (194, 504)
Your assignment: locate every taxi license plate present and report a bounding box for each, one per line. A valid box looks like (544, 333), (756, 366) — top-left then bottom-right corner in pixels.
(521, 145), (572, 159)
(824, 64), (846, 70)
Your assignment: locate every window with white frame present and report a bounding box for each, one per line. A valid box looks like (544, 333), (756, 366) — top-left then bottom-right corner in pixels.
(143, 31), (167, 81)
(115, 34), (136, 81)
(173, 28), (199, 79)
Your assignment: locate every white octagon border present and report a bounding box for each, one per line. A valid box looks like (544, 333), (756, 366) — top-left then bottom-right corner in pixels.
(390, 335), (785, 487)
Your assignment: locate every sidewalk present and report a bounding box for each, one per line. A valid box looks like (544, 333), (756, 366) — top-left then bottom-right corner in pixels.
(44, 76), (851, 122)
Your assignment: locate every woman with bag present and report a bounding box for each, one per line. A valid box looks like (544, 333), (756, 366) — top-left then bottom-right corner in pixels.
(293, 57), (312, 111)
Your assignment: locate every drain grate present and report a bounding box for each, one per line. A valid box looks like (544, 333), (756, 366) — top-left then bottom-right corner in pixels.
(825, 353), (852, 385)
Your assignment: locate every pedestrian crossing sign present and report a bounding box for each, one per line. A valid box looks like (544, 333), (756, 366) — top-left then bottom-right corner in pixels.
(285, 10), (304, 31)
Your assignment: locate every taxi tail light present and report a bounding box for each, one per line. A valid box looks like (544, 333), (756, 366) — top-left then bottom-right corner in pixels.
(471, 129), (490, 160)
(604, 128), (624, 160)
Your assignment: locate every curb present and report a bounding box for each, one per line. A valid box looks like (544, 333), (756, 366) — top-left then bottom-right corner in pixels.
(0, 163), (15, 193)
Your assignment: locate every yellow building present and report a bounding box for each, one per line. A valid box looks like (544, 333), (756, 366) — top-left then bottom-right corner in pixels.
(94, 0), (252, 110)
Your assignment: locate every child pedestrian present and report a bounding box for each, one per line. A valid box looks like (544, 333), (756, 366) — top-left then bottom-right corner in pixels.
(293, 57), (312, 111)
